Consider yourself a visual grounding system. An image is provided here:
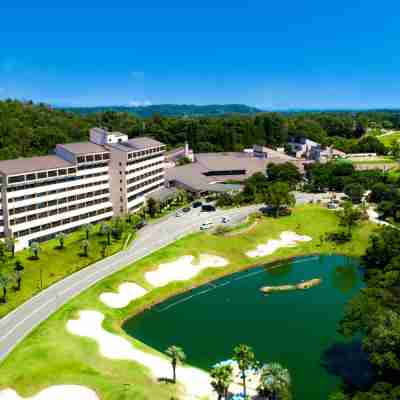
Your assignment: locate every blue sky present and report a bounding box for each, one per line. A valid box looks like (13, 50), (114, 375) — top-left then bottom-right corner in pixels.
(1, 1), (400, 109)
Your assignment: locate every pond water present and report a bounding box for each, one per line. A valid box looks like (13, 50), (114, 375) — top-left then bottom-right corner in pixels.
(123, 255), (370, 399)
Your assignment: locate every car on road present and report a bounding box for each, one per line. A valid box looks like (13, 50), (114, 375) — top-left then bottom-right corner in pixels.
(182, 207), (191, 213)
(222, 216), (230, 223)
(201, 204), (216, 212)
(327, 202), (338, 209)
(200, 221), (214, 230)
(192, 201), (202, 208)
(175, 211), (183, 217)
(135, 220), (147, 230)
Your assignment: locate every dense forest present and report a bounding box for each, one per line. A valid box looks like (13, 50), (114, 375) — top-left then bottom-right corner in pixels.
(1, 99), (400, 160)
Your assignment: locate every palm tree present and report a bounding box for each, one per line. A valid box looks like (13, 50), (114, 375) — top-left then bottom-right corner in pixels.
(29, 241), (40, 260)
(0, 273), (10, 303)
(210, 361), (234, 400)
(165, 345), (186, 383)
(5, 236), (17, 258)
(258, 362), (291, 400)
(81, 240), (90, 257)
(100, 223), (112, 246)
(14, 260), (24, 291)
(56, 232), (67, 249)
(233, 344), (258, 398)
(83, 223), (92, 240)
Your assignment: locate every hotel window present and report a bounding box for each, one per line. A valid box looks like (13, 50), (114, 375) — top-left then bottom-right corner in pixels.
(77, 156), (85, 163)
(68, 168), (77, 174)
(86, 155), (94, 163)
(103, 153), (110, 160)
(26, 173), (36, 181)
(95, 154), (102, 161)
(48, 170), (57, 177)
(37, 172), (47, 179)
(58, 169), (67, 176)
(8, 175), (25, 184)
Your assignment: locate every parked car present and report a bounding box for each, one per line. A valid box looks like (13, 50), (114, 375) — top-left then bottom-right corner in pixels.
(192, 201), (203, 208)
(222, 216), (230, 223)
(182, 207), (191, 213)
(135, 220), (147, 229)
(175, 211), (183, 217)
(200, 221), (214, 230)
(327, 202), (338, 209)
(201, 204), (216, 212)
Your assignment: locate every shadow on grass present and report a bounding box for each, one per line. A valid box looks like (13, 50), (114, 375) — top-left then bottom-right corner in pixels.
(157, 377), (175, 384)
(321, 339), (375, 391)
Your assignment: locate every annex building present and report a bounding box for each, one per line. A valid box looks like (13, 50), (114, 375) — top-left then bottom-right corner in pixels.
(0, 128), (165, 249)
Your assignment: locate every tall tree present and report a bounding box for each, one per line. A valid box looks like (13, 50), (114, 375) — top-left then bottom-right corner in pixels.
(210, 362), (234, 400)
(165, 345), (186, 383)
(233, 344), (258, 398)
(262, 182), (296, 217)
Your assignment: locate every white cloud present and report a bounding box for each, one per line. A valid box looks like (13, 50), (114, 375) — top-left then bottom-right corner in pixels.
(128, 100), (152, 107)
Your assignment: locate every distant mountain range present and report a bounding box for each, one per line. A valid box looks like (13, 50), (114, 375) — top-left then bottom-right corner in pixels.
(61, 104), (262, 117)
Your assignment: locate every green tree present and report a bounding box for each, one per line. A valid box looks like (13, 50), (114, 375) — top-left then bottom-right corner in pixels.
(338, 202), (362, 235)
(14, 260), (24, 291)
(266, 162), (302, 189)
(210, 362), (234, 400)
(258, 362), (291, 399)
(147, 197), (159, 218)
(262, 182), (296, 217)
(56, 232), (67, 249)
(5, 236), (16, 258)
(0, 273), (10, 303)
(100, 223), (112, 246)
(82, 223), (92, 240)
(165, 345), (186, 383)
(29, 241), (41, 260)
(81, 239), (90, 257)
(344, 183), (365, 204)
(233, 344), (258, 398)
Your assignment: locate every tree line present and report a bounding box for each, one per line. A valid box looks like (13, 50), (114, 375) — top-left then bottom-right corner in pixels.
(1, 99), (399, 160)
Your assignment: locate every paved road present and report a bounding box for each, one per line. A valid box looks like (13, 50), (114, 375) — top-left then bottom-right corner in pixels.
(0, 205), (259, 362)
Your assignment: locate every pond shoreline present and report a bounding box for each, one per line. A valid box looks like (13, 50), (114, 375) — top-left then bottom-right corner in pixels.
(119, 251), (360, 327)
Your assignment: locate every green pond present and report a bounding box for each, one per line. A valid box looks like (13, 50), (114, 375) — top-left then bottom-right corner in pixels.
(123, 255), (372, 399)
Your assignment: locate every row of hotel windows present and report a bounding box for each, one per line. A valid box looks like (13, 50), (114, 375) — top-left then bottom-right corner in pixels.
(127, 146), (165, 160)
(9, 189), (109, 215)
(127, 168), (164, 186)
(8, 179), (109, 203)
(127, 175), (165, 195)
(76, 153), (110, 164)
(127, 182), (165, 203)
(14, 207), (113, 238)
(126, 152), (165, 167)
(77, 161), (108, 171)
(6, 171), (108, 193)
(126, 160), (164, 176)
(9, 196), (110, 226)
(8, 167), (78, 184)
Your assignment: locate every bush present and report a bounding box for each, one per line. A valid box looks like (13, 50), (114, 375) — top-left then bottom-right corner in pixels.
(325, 231), (352, 244)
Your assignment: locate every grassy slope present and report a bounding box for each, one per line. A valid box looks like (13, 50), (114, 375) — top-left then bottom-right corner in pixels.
(0, 206), (377, 399)
(377, 131), (400, 147)
(0, 224), (135, 318)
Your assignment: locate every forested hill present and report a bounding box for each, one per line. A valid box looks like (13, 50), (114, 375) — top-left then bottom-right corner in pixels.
(0, 99), (400, 161)
(61, 104), (262, 117)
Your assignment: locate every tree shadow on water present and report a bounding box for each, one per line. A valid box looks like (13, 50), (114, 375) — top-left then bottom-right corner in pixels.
(321, 339), (375, 390)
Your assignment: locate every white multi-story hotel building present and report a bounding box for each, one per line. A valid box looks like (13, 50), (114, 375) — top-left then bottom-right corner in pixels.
(0, 128), (165, 249)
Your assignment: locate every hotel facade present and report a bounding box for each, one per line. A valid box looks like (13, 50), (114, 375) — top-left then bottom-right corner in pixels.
(0, 128), (165, 249)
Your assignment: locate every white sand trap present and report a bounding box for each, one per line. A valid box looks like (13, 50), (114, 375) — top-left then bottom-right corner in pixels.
(99, 282), (148, 309)
(66, 311), (213, 400)
(0, 386), (99, 400)
(367, 207), (391, 226)
(246, 231), (312, 258)
(145, 254), (228, 287)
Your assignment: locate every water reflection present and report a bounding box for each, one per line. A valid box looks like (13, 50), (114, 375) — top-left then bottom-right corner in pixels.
(331, 265), (359, 294)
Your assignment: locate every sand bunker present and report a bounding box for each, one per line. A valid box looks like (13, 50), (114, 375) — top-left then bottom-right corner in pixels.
(99, 282), (148, 309)
(246, 231), (312, 258)
(66, 310), (213, 399)
(367, 207), (391, 226)
(261, 278), (322, 294)
(0, 385), (99, 400)
(145, 254), (228, 287)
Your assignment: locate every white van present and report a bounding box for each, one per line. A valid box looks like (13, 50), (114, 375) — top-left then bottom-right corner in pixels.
(200, 221), (214, 230)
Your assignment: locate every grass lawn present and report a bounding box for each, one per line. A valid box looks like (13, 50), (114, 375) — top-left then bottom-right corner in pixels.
(0, 205), (378, 400)
(377, 131), (400, 147)
(0, 220), (137, 319)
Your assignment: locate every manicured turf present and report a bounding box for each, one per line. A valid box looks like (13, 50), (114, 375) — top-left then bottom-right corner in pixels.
(0, 221), (136, 318)
(0, 205), (378, 399)
(377, 131), (400, 147)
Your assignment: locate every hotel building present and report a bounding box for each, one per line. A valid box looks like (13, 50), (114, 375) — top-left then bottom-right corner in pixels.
(0, 128), (165, 249)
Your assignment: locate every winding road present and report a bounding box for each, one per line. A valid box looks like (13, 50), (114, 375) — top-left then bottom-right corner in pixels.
(0, 205), (259, 362)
